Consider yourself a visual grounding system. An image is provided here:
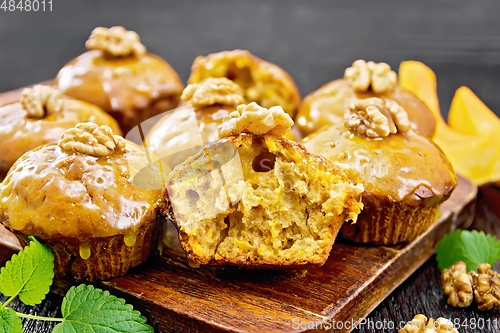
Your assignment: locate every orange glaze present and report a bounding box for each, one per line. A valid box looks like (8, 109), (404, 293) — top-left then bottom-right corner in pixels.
(0, 98), (121, 178)
(296, 79), (436, 138)
(55, 50), (184, 135)
(302, 123), (456, 206)
(0, 142), (163, 240)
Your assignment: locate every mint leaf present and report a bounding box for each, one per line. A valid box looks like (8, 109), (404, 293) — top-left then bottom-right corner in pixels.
(53, 284), (153, 333)
(436, 230), (500, 271)
(0, 308), (23, 333)
(0, 236), (54, 306)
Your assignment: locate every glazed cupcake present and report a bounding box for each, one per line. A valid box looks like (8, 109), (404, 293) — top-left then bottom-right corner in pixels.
(302, 97), (457, 245)
(0, 122), (165, 281)
(161, 102), (363, 268)
(145, 78), (298, 170)
(296, 60), (436, 137)
(55, 26), (184, 139)
(0, 85), (121, 179)
(188, 49), (301, 118)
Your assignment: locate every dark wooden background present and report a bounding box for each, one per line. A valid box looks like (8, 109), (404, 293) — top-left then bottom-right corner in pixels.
(1, 0), (500, 332)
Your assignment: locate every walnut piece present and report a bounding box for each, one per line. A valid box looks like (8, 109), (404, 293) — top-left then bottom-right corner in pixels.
(470, 263), (500, 311)
(399, 314), (458, 333)
(218, 102), (294, 139)
(345, 97), (411, 138)
(441, 261), (474, 307)
(59, 122), (125, 157)
(85, 26), (146, 57)
(20, 85), (64, 119)
(181, 78), (245, 108)
(344, 59), (397, 93)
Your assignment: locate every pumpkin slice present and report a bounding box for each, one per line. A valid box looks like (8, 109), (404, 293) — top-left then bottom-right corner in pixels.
(448, 86), (500, 136)
(398, 61), (500, 186)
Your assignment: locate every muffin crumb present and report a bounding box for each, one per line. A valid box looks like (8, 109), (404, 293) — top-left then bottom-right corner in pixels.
(218, 102), (294, 138)
(20, 85), (64, 118)
(181, 78), (245, 108)
(187, 50), (301, 117)
(59, 122), (125, 157)
(85, 26), (146, 57)
(163, 134), (364, 267)
(345, 97), (411, 137)
(344, 59), (397, 93)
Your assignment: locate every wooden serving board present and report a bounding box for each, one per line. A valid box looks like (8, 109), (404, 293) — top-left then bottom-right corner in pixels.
(0, 174), (476, 333)
(0, 83), (477, 332)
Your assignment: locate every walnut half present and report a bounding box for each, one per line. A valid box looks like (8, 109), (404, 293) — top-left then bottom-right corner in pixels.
(59, 122), (125, 157)
(399, 315), (458, 333)
(218, 102), (294, 139)
(470, 263), (500, 311)
(181, 78), (245, 108)
(344, 97), (411, 138)
(344, 59), (397, 93)
(441, 261), (474, 307)
(85, 26), (146, 58)
(20, 85), (64, 119)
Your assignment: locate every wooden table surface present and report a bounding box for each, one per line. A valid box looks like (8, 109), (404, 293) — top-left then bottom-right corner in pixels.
(1, 1), (500, 332)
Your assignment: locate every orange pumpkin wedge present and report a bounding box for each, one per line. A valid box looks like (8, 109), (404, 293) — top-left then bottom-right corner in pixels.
(399, 61), (500, 186)
(448, 86), (500, 136)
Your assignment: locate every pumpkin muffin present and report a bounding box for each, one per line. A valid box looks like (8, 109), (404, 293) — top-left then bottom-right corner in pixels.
(55, 26), (184, 139)
(0, 85), (121, 179)
(188, 49), (301, 118)
(0, 122), (166, 281)
(302, 97), (457, 245)
(160, 102), (363, 268)
(296, 60), (436, 137)
(145, 78), (298, 170)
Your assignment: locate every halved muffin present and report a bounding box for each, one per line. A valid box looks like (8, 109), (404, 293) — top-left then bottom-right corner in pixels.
(161, 102), (363, 268)
(0, 122), (166, 281)
(0, 85), (121, 179)
(296, 60), (436, 137)
(188, 49), (301, 118)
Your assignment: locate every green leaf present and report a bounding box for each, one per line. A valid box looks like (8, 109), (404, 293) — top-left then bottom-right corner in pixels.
(436, 229), (500, 272)
(53, 284), (153, 333)
(0, 237), (54, 306)
(0, 308), (23, 333)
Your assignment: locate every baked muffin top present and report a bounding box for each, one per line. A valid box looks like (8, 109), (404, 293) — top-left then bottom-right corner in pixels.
(55, 50), (183, 115)
(145, 78), (245, 168)
(302, 98), (456, 206)
(145, 78), (297, 169)
(54, 26), (184, 134)
(296, 60), (437, 137)
(188, 49), (301, 118)
(0, 123), (164, 241)
(0, 85), (121, 176)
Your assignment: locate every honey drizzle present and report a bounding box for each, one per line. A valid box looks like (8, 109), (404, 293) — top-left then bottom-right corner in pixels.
(79, 243), (91, 260)
(124, 228), (138, 247)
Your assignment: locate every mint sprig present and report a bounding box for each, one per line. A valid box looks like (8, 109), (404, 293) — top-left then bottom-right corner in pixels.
(0, 308), (23, 333)
(0, 237), (154, 333)
(0, 236), (54, 306)
(436, 229), (500, 271)
(53, 285), (153, 333)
